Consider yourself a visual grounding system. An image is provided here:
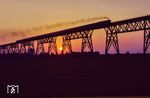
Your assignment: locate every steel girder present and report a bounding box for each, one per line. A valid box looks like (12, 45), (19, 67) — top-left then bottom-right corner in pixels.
(109, 19), (150, 33)
(0, 16), (149, 55)
(105, 17), (150, 54)
(63, 30), (94, 40)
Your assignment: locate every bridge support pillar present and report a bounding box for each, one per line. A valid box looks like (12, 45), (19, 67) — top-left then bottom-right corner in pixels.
(144, 29), (150, 54)
(20, 44), (26, 54)
(8, 46), (13, 54)
(81, 30), (93, 53)
(62, 36), (72, 54)
(36, 40), (45, 55)
(4, 47), (9, 54)
(105, 28), (120, 54)
(13, 44), (20, 54)
(48, 37), (57, 55)
(27, 41), (35, 55)
(0, 48), (3, 54)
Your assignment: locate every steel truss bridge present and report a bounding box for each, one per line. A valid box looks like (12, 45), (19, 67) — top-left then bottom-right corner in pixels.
(0, 15), (150, 55)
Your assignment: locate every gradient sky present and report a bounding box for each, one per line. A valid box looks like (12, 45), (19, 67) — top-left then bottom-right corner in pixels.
(0, 0), (150, 53)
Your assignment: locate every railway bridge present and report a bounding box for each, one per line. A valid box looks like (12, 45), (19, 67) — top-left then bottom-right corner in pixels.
(0, 15), (150, 55)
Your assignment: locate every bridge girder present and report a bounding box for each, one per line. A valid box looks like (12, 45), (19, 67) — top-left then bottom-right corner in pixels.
(109, 18), (150, 33)
(105, 17), (150, 54)
(0, 15), (150, 55)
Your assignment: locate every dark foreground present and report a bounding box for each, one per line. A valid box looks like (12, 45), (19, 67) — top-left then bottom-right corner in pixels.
(0, 53), (150, 97)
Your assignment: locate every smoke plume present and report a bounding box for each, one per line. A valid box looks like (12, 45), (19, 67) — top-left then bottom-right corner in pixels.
(0, 16), (109, 45)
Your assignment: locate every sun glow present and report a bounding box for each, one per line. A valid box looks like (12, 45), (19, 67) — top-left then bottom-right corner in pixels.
(59, 47), (63, 51)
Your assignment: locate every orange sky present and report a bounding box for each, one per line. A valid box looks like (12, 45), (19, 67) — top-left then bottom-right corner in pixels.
(0, 0), (150, 53)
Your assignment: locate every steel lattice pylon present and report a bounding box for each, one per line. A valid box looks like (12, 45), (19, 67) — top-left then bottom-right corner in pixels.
(105, 16), (150, 54)
(28, 41), (35, 55)
(13, 44), (20, 54)
(144, 29), (150, 53)
(20, 44), (26, 54)
(48, 37), (57, 55)
(4, 48), (8, 54)
(7, 46), (13, 54)
(105, 27), (119, 54)
(0, 48), (3, 54)
(81, 30), (93, 52)
(36, 40), (45, 55)
(62, 35), (72, 54)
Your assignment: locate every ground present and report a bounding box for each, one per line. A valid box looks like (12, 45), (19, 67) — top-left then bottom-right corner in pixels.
(0, 53), (150, 97)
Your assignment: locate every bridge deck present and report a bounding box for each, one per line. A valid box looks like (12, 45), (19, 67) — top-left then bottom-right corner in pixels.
(16, 15), (150, 43)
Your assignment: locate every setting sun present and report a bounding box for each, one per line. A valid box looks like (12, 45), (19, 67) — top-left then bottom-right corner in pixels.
(59, 47), (63, 51)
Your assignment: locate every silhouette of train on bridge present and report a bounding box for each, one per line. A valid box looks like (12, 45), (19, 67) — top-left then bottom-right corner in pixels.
(0, 15), (150, 55)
